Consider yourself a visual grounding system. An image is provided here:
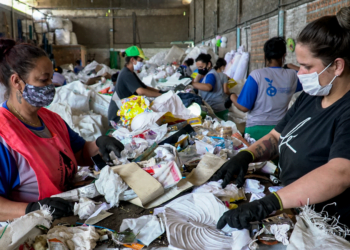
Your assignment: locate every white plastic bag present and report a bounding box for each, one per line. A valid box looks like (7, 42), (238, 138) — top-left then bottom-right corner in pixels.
(164, 45), (185, 64)
(70, 32), (78, 45)
(120, 215), (165, 246)
(55, 29), (70, 45)
(233, 52), (250, 81)
(95, 166), (129, 207)
(62, 19), (73, 32)
(151, 90), (197, 120)
(48, 17), (63, 31)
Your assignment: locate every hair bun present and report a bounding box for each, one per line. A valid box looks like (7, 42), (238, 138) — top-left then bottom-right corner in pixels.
(0, 39), (16, 57)
(336, 7), (350, 31)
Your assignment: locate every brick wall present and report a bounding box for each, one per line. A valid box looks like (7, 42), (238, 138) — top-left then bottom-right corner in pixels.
(250, 20), (269, 71)
(307, 0), (350, 23)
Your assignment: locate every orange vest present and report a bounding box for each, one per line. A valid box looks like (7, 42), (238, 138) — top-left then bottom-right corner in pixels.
(0, 107), (77, 199)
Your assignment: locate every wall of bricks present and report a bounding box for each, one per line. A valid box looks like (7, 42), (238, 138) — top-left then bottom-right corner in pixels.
(192, 0), (350, 75)
(250, 20), (269, 71)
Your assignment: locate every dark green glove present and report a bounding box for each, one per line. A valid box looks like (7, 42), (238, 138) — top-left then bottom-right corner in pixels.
(211, 150), (253, 188)
(26, 197), (74, 220)
(96, 135), (125, 162)
(217, 193), (281, 230)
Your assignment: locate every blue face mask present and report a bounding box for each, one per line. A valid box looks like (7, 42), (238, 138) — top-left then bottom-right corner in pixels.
(21, 82), (56, 107)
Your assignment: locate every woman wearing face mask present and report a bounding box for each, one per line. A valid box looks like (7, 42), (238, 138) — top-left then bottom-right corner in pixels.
(192, 53), (228, 120)
(214, 58), (230, 97)
(107, 46), (162, 124)
(225, 37), (302, 140)
(212, 7), (350, 231)
(0, 39), (124, 221)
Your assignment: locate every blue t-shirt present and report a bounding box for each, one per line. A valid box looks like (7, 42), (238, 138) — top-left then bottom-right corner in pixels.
(238, 67), (303, 110)
(0, 102), (86, 202)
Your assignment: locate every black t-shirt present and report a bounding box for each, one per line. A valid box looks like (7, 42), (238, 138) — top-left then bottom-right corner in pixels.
(107, 67), (148, 123)
(275, 91), (350, 225)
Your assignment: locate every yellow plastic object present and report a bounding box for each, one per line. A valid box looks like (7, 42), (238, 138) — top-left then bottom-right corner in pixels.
(187, 116), (202, 127)
(191, 72), (198, 79)
(117, 95), (149, 125)
(229, 204), (238, 210)
(228, 78), (238, 89)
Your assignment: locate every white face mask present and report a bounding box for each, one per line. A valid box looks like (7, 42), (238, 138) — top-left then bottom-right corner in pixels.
(298, 62), (337, 96)
(133, 61), (144, 71)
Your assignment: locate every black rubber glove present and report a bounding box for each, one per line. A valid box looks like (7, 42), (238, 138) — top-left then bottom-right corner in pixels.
(217, 193), (281, 230)
(159, 90), (168, 94)
(211, 150), (253, 188)
(96, 135), (125, 162)
(26, 197), (74, 220)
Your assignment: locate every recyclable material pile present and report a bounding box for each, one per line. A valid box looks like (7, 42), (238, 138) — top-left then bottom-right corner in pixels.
(21, 16), (78, 45)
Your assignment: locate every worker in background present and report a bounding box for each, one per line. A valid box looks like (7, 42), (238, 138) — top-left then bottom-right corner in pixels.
(108, 46), (164, 124)
(177, 58), (194, 78)
(213, 7), (350, 229)
(0, 39), (124, 221)
(52, 66), (67, 87)
(74, 60), (84, 74)
(214, 58), (230, 97)
(225, 37), (302, 140)
(192, 53), (228, 120)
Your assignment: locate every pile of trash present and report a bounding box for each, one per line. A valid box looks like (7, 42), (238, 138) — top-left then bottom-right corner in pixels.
(47, 80), (114, 140)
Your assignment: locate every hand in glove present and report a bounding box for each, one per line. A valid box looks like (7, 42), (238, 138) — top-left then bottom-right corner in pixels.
(26, 197), (74, 220)
(217, 193), (281, 230)
(211, 150), (254, 188)
(96, 135), (125, 162)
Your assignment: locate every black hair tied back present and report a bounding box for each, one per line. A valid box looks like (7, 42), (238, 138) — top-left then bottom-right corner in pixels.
(0, 39), (16, 62)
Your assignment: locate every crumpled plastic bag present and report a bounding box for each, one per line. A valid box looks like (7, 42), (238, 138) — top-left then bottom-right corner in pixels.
(270, 224), (290, 245)
(0, 206), (52, 249)
(120, 215), (165, 246)
(243, 179), (265, 194)
(74, 198), (97, 220)
(151, 90), (197, 120)
(118, 95), (150, 126)
(95, 166), (128, 207)
(192, 179), (245, 202)
(46, 225), (100, 250)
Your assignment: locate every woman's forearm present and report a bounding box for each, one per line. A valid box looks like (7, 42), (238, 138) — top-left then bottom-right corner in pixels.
(75, 141), (99, 166)
(277, 158), (350, 208)
(192, 82), (212, 91)
(247, 129), (280, 162)
(0, 196), (27, 221)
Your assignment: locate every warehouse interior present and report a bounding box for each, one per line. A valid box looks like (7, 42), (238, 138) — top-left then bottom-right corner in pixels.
(1, 0), (350, 249)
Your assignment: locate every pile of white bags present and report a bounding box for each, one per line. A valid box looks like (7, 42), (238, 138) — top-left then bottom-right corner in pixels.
(55, 29), (71, 45)
(49, 81), (114, 140)
(224, 46), (249, 81)
(36, 32), (54, 45)
(48, 17), (63, 31)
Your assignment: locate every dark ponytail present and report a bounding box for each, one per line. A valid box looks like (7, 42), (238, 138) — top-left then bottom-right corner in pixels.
(214, 58), (227, 70)
(0, 38), (47, 99)
(195, 53), (212, 68)
(185, 58), (194, 66)
(298, 7), (350, 68)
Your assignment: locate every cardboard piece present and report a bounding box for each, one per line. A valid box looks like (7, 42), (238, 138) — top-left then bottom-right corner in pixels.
(108, 163), (164, 206)
(130, 153), (226, 208)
